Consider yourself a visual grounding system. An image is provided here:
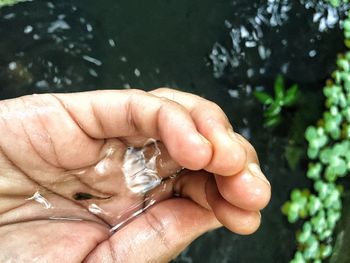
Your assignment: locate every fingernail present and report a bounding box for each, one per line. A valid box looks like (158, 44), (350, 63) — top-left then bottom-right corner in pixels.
(248, 163), (271, 187)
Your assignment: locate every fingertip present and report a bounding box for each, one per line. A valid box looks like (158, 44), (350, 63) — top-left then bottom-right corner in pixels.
(215, 168), (271, 212)
(206, 177), (262, 235)
(231, 211), (261, 235)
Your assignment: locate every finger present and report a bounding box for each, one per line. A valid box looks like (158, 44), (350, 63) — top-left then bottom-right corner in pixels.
(215, 134), (271, 211)
(172, 170), (264, 234)
(173, 170), (212, 210)
(83, 199), (220, 263)
(0, 95), (104, 172)
(150, 88), (246, 176)
(206, 176), (261, 235)
(54, 90), (212, 170)
(149, 89), (270, 211)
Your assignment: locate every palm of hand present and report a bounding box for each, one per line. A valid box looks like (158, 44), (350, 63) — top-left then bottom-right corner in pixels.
(0, 89), (270, 263)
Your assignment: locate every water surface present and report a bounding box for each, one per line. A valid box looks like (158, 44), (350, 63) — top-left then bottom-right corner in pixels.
(0, 0), (348, 262)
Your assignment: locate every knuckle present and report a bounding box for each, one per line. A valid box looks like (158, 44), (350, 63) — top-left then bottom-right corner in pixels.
(201, 101), (230, 125)
(158, 96), (185, 112)
(151, 87), (173, 94)
(155, 87), (169, 92)
(128, 89), (148, 96)
(206, 100), (222, 112)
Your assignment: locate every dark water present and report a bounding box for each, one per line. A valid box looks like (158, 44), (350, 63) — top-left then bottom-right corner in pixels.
(0, 0), (348, 262)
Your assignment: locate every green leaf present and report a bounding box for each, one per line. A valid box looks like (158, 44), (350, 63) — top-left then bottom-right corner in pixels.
(328, 0), (340, 7)
(305, 126), (317, 141)
(291, 189), (302, 202)
(264, 115), (281, 128)
(307, 195), (322, 216)
(320, 148), (333, 164)
(253, 91), (273, 105)
(284, 84), (299, 106)
(320, 245), (333, 259)
(264, 103), (282, 118)
(306, 163), (322, 180)
(0, 0), (29, 8)
(274, 75), (285, 101)
(290, 252), (306, 263)
(337, 58), (350, 72)
(307, 147), (319, 159)
(325, 167), (338, 182)
(344, 20), (350, 32)
(281, 201), (291, 215)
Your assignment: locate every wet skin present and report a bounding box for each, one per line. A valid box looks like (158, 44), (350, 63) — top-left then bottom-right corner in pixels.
(0, 88), (271, 262)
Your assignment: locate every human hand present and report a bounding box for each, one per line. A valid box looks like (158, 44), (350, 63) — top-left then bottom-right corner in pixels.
(0, 88), (271, 262)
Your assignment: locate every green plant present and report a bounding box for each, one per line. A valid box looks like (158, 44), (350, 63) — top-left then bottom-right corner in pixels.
(0, 0), (30, 8)
(282, 12), (350, 262)
(254, 75), (299, 128)
(326, 0), (349, 7)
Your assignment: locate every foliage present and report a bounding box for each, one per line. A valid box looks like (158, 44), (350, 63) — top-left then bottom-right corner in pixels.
(283, 91), (325, 170)
(282, 12), (350, 263)
(0, 0), (30, 8)
(326, 0), (348, 7)
(344, 15), (350, 48)
(254, 75), (299, 128)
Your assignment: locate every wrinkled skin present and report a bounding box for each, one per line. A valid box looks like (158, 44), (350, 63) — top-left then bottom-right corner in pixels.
(0, 88), (271, 263)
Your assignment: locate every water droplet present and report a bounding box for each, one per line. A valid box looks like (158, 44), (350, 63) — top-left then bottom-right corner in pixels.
(309, 50), (317, 57)
(24, 25), (33, 34)
(134, 68), (141, 77)
(86, 23), (93, 32)
(8, 62), (17, 71)
(228, 89), (239, 98)
(108, 39), (116, 47)
(82, 55), (102, 66)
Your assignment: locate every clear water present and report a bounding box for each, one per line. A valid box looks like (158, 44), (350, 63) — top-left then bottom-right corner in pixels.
(0, 0), (349, 262)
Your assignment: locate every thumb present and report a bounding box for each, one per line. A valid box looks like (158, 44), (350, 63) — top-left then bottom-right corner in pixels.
(84, 199), (221, 263)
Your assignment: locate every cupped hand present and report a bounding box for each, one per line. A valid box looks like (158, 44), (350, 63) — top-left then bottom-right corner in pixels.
(0, 88), (271, 263)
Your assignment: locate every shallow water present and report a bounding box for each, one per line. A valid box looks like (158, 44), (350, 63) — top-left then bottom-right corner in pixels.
(0, 0), (348, 262)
